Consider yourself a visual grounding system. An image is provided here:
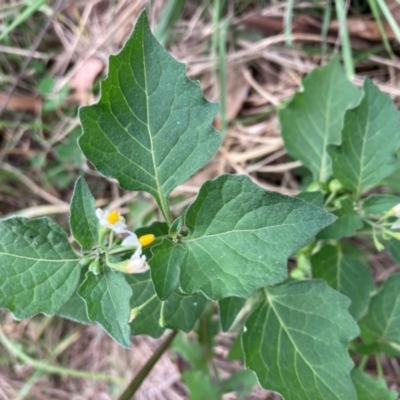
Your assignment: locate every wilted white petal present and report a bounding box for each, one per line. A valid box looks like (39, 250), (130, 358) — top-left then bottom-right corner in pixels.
(126, 248), (149, 274)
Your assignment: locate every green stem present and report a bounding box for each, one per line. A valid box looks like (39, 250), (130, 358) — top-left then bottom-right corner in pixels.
(117, 330), (178, 400)
(358, 355), (369, 371)
(375, 353), (384, 379)
(0, 325), (121, 383)
(133, 294), (158, 314)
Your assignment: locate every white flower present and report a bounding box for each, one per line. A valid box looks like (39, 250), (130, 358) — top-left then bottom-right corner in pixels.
(125, 247), (149, 274)
(96, 208), (127, 233)
(121, 232), (149, 274)
(390, 204), (400, 230)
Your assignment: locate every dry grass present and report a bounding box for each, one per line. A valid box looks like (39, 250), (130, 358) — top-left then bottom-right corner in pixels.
(1, 0), (400, 398)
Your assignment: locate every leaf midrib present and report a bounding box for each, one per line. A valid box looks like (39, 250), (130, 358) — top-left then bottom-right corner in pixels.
(0, 252), (78, 263)
(141, 22), (170, 222)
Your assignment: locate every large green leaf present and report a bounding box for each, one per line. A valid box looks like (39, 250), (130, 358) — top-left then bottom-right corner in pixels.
(127, 272), (207, 337)
(69, 176), (99, 251)
(329, 79), (400, 198)
(0, 217), (81, 319)
(351, 369), (398, 400)
(79, 11), (220, 219)
(359, 273), (400, 356)
(311, 245), (374, 320)
(78, 269), (132, 347)
(242, 280), (359, 400)
(280, 57), (362, 182)
(177, 174), (336, 299)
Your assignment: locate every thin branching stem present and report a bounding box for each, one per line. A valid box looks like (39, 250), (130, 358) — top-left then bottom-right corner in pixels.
(117, 330), (178, 400)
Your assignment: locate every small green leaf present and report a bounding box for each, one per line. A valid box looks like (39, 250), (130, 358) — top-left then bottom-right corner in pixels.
(182, 370), (220, 400)
(0, 217), (81, 319)
(127, 273), (207, 337)
(172, 332), (208, 370)
(219, 297), (246, 332)
(127, 272), (164, 337)
(242, 280), (359, 400)
(79, 11), (221, 220)
(311, 245), (374, 320)
(329, 79), (400, 198)
(351, 369), (398, 400)
(78, 269), (132, 348)
(69, 177), (99, 251)
(362, 194), (400, 216)
(221, 370), (258, 399)
(178, 174), (336, 299)
(149, 238), (185, 300)
(359, 273), (400, 356)
(280, 57), (362, 182)
(169, 216), (182, 236)
(317, 198), (363, 239)
(165, 291), (207, 331)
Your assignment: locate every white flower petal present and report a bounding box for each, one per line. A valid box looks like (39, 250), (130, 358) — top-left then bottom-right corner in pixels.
(122, 232), (141, 247)
(95, 208), (127, 233)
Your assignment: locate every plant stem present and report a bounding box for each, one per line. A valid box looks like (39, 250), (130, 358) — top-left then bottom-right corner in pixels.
(375, 353), (384, 379)
(117, 330), (178, 400)
(358, 355), (369, 370)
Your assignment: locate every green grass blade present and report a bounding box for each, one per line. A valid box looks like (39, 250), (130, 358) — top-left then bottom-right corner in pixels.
(284, 0), (295, 46)
(0, 0), (47, 41)
(375, 0), (400, 43)
(334, 0), (355, 78)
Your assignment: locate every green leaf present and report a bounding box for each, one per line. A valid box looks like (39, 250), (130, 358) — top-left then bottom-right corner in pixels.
(56, 268), (92, 324)
(127, 272), (207, 337)
(172, 332), (208, 371)
(317, 198), (363, 239)
(169, 216), (182, 236)
(149, 238), (185, 300)
(295, 191), (324, 207)
(280, 57), (362, 182)
(69, 177), (99, 251)
(135, 221), (169, 237)
(359, 273), (400, 356)
(219, 297), (246, 332)
(78, 269), (132, 348)
(79, 11), (221, 221)
(311, 245), (374, 320)
(328, 79), (400, 198)
(182, 370), (221, 400)
(0, 217), (81, 319)
(127, 272), (164, 338)
(242, 280), (359, 400)
(178, 174), (336, 299)
(385, 239), (400, 265)
(362, 194), (400, 216)
(351, 369), (399, 400)
(221, 370), (258, 399)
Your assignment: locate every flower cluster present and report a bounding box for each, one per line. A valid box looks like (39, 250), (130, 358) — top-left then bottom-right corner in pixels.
(96, 208), (155, 274)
